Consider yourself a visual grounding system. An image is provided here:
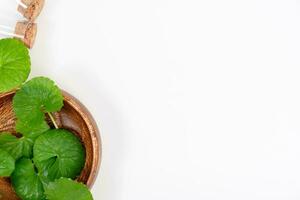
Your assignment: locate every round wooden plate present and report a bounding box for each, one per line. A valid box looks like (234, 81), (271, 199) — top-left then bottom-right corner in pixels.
(0, 91), (101, 199)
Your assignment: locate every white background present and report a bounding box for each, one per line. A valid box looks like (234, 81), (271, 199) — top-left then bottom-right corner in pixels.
(3, 0), (300, 199)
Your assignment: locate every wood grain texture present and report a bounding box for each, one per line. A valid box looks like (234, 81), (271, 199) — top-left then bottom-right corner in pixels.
(0, 91), (101, 199)
(18, 0), (45, 22)
(14, 21), (37, 49)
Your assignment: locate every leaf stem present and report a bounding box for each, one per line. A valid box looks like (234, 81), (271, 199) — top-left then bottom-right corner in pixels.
(47, 112), (58, 129)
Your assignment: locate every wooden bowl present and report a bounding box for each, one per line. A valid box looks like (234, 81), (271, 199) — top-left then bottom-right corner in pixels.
(0, 91), (101, 199)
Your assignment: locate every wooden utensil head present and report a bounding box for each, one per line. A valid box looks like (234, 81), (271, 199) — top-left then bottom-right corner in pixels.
(17, 0), (45, 22)
(0, 91), (101, 199)
(14, 21), (37, 48)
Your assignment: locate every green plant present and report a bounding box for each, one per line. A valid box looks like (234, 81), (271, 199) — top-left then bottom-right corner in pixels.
(0, 39), (30, 93)
(0, 38), (94, 200)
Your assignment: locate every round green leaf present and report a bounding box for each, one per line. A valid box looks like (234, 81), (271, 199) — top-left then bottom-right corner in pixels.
(45, 178), (93, 200)
(11, 158), (45, 200)
(0, 148), (15, 177)
(13, 77), (63, 135)
(33, 129), (85, 181)
(0, 133), (34, 159)
(0, 38), (30, 93)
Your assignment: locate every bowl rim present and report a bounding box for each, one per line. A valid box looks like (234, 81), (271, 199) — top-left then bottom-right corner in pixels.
(62, 90), (102, 188)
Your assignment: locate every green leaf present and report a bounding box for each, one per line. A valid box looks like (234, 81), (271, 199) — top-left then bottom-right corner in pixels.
(16, 120), (49, 138)
(0, 38), (30, 93)
(11, 158), (45, 200)
(45, 178), (93, 200)
(13, 77), (63, 135)
(0, 132), (35, 159)
(0, 148), (15, 177)
(33, 129), (85, 181)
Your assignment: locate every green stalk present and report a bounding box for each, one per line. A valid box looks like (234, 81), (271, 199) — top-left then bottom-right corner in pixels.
(47, 112), (58, 129)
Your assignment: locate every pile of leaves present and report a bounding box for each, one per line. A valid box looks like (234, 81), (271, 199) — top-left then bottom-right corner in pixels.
(0, 38), (94, 200)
